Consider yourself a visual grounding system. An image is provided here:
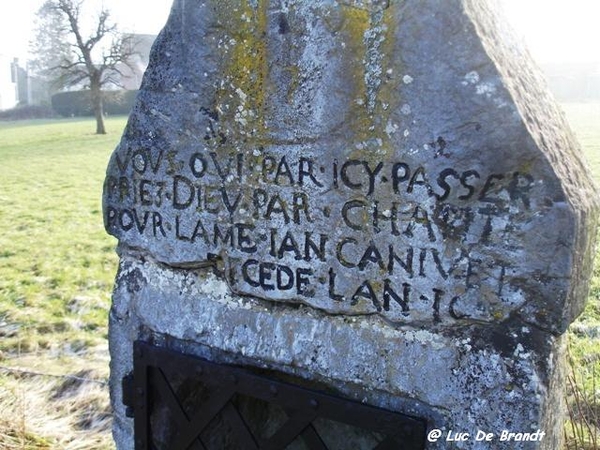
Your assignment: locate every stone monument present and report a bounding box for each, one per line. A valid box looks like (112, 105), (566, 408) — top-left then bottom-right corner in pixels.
(104, 0), (599, 448)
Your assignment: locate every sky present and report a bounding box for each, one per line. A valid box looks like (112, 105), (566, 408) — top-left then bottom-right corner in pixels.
(0, 0), (599, 66)
(0, 0), (173, 61)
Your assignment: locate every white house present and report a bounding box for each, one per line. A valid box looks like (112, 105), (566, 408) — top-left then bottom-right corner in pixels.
(0, 54), (19, 110)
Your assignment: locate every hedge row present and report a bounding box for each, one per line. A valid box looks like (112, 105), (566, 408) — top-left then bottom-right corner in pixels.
(51, 90), (138, 117)
(0, 104), (56, 121)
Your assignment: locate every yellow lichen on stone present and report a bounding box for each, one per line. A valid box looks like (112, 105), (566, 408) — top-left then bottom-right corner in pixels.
(213, 0), (269, 138)
(339, 5), (370, 140)
(340, 5), (397, 159)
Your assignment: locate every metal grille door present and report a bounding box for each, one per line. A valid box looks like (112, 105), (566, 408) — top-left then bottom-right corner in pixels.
(127, 341), (427, 450)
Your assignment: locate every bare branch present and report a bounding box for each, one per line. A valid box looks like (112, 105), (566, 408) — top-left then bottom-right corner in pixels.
(85, 8), (117, 51)
(31, 0), (139, 134)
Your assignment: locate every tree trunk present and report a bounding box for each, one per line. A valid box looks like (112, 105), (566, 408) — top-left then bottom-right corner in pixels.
(91, 86), (106, 134)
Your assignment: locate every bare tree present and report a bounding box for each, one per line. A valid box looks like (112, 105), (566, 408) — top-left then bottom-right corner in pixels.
(32, 0), (137, 134)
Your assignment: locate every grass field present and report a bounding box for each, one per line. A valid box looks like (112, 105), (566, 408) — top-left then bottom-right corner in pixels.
(561, 103), (600, 449)
(0, 117), (125, 449)
(0, 105), (599, 448)
(0, 118), (124, 355)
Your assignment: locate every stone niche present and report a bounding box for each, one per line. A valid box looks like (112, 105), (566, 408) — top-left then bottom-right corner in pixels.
(104, 0), (599, 448)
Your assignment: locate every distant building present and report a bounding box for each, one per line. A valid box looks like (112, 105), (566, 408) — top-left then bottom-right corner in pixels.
(0, 56), (54, 109)
(118, 34), (157, 90)
(541, 62), (600, 101)
(0, 55), (19, 110)
(0, 33), (155, 111)
(26, 72), (52, 106)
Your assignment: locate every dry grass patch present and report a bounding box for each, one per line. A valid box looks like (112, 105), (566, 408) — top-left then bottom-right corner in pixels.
(0, 362), (113, 450)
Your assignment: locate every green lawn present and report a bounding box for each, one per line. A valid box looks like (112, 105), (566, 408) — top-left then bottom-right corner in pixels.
(561, 103), (600, 449)
(563, 103), (600, 190)
(0, 117), (125, 354)
(564, 103), (600, 326)
(562, 103), (600, 332)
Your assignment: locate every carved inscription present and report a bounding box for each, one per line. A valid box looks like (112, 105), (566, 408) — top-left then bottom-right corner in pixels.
(105, 144), (536, 324)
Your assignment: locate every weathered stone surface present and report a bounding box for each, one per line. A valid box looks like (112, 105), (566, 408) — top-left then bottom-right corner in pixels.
(104, 0), (597, 334)
(110, 256), (565, 449)
(104, 0), (599, 449)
